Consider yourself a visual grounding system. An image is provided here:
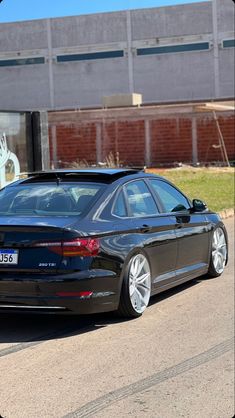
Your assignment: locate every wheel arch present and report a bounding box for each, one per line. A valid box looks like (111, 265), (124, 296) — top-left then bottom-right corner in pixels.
(117, 246), (153, 303)
(209, 221), (228, 266)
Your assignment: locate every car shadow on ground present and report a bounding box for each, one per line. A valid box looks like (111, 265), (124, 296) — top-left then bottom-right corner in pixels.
(0, 277), (206, 345)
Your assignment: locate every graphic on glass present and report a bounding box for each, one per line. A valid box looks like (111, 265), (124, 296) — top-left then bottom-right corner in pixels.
(0, 132), (21, 188)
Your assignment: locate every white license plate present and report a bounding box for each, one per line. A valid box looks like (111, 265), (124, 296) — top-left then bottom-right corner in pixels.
(0, 250), (19, 265)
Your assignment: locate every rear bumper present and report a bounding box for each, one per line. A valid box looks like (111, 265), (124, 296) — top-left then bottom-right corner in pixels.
(0, 269), (120, 314)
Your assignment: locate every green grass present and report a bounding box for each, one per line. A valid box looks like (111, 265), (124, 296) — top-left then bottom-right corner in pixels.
(147, 168), (234, 213)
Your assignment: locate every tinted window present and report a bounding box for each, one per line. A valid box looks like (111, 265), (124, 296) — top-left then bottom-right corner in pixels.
(0, 183), (104, 216)
(150, 180), (190, 213)
(113, 190), (127, 217)
(125, 180), (158, 217)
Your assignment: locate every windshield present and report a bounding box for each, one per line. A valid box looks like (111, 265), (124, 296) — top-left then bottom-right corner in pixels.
(0, 182), (104, 216)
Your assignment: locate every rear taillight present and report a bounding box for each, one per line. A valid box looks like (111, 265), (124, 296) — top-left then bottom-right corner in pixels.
(34, 238), (100, 257)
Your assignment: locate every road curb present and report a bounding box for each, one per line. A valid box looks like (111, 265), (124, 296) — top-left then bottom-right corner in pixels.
(219, 208), (234, 219)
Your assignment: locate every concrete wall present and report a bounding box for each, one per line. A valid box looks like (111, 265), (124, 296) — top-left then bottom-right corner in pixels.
(0, 0), (234, 110)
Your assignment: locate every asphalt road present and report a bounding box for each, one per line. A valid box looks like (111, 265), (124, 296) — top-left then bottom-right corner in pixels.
(0, 217), (234, 418)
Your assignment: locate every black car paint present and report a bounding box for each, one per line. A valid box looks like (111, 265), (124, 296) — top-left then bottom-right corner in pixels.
(0, 170), (227, 314)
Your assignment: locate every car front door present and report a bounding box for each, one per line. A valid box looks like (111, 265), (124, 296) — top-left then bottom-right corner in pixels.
(122, 179), (178, 291)
(148, 179), (210, 280)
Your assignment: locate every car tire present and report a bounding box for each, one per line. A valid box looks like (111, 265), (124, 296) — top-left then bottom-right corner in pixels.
(208, 226), (227, 278)
(117, 253), (151, 318)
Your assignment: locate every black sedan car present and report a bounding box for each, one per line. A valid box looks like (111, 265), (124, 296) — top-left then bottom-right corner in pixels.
(0, 169), (228, 318)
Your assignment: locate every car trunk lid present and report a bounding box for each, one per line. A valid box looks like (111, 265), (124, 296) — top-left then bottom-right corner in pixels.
(0, 216), (75, 273)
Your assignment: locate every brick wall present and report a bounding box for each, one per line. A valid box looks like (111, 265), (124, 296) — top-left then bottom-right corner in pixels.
(48, 107), (235, 167)
(51, 123), (97, 165)
(151, 118), (193, 165)
(197, 116), (235, 163)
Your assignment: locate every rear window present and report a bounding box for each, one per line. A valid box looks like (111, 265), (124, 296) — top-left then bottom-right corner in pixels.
(0, 183), (104, 216)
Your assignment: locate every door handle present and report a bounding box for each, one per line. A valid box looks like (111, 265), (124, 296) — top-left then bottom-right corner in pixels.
(176, 215), (190, 226)
(175, 217), (183, 228)
(139, 224), (152, 233)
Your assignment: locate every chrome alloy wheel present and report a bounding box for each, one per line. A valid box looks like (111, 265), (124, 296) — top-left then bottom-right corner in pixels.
(211, 227), (227, 274)
(128, 254), (151, 314)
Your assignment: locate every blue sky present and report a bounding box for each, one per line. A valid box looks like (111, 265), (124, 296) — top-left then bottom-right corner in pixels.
(0, 0), (209, 23)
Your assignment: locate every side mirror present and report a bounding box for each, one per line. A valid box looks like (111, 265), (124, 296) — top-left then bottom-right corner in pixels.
(191, 199), (208, 212)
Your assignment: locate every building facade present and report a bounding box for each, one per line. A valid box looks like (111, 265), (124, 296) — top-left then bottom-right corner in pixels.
(0, 0), (234, 111)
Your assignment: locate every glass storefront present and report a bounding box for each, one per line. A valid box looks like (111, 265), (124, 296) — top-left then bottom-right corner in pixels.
(0, 112), (29, 189)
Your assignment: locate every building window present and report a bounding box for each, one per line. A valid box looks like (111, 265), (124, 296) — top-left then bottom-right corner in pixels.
(137, 42), (210, 56)
(57, 50), (124, 63)
(223, 39), (235, 48)
(0, 57), (45, 67)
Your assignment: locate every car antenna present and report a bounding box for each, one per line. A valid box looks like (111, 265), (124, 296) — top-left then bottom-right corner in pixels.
(54, 172), (61, 185)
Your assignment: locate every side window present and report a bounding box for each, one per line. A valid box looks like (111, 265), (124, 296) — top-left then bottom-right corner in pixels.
(125, 180), (158, 217)
(149, 180), (190, 213)
(113, 190), (127, 217)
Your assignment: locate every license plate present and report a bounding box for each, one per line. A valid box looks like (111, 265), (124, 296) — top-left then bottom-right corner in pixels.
(0, 250), (19, 265)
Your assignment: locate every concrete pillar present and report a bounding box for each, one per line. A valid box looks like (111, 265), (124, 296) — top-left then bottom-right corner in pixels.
(51, 125), (57, 168)
(192, 116), (198, 165)
(126, 10), (134, 94)
(46, 19), (55, 109)
(32, 111), (50, 171)
(96, 123), (102, 164)
(145, 119), (151, 167)
(212, 0), (220, 98)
